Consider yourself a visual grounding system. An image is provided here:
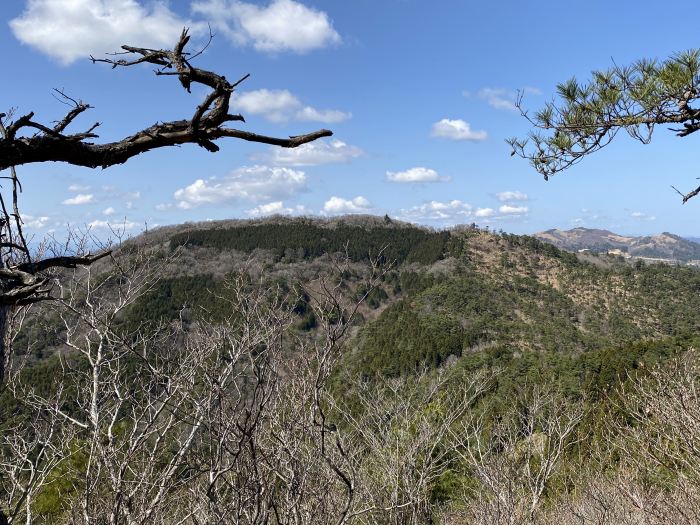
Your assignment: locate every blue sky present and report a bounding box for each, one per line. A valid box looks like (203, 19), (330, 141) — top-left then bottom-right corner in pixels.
(2, 0), (700, 238)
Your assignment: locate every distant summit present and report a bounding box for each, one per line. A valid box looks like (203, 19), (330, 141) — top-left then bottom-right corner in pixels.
(535, 227), (700, 263)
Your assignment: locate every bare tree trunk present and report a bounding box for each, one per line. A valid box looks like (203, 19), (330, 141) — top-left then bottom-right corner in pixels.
(0, 304), (10, 388)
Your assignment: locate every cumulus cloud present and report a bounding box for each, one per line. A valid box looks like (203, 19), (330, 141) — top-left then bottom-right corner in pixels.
(259, 139), (363, 166)
(68, 183), (90, 192)
(246, 201), (309, 217)
(191, 0), (340, 53)
(475, 207), (495, 218)
(24, 214), (50, 229)
(62, 194), (95, 205)
(232, 89), (299, 122)
(499, 204), (528, 214)
(10, 0), (189, 65)
(431, 119), (487, 141)
(385, 167), (448, 183)
(496, 191), (528, 202)
(399, 200), (529, 224)
(399, 200), (473, 222)
(232, 89), (350, 123)
(296, 106), (350, 123)
(322, 196), (371, 214)
(102, 206), (116, 216)
(174, 165), (307, 209)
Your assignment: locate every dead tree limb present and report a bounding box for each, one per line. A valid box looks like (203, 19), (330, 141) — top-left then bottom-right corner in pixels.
(0, 28), (331, 171)
(0, 28), (332, 386)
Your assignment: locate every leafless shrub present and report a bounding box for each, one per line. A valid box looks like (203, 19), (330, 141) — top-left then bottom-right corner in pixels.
(449, 387), (586, 525)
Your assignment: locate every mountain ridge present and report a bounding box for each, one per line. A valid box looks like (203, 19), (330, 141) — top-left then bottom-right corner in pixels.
(534, 227), (700, 262)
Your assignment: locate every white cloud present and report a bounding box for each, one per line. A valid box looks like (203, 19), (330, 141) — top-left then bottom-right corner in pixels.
(233, 89), (299, 122)
(232, 89), (350, 123)
(475, 207), (495, 218)
(397, 199), (528, 224)
(631, 211), (656, 221)
(191, 0), (340, 53)
(400, 200), (473, 222)
(246, 201), (287, 216)
(323, 196), (371, 214)
(10, 0), (189, 65)
(496, 191), (529, 202)
(431, 119), (487, 141)
(477, 88), (518, 111)
(102, 206), (116, 216)
(296, 106), (351, 123)
(24, 214), (50, 229)
(62, 194), (95, 205)
(68, 183), (90, 192)
(386, 167), (448, 183)
(88, 219), (139, 231)
(473, 87), (540, 110)
(499, 204), (528, 214)
(155, 203), (172, 211)
(260, 139), (363, 166)
(174, 165), (306, 209)
(399, 199), (530, 224)
(246, 201), (309, 216)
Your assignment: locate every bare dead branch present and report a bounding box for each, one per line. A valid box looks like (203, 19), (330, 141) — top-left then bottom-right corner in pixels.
(0, 28), (332, 172)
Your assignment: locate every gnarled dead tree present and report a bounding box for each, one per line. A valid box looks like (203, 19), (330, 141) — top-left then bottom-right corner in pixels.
(0, 28), (331, 386)
(0, 28), (331, 170)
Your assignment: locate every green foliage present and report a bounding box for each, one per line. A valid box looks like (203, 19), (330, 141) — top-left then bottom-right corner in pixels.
(123, 274), (221, 328)
(169, 223), (450, 265)
(508, 48), (700, 188)
(7, 221), (700, 521)
(356, 299), (467, 376)
(31, 442), (87, 523)
(353, 233), (700, 379)
(500, 232), (580, 266)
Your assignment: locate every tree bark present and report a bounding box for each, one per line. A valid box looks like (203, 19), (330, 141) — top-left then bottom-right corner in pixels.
(0, 29), (332, 173)
(0, 306), (9, 523)
(0, 127), (332, 172)
(0, 304), (8, 389)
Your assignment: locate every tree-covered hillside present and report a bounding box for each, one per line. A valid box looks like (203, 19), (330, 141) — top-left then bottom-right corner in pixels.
(5, 218), (700, 524)
(352, 228), (700, 376)
(169, 220), (451, 265)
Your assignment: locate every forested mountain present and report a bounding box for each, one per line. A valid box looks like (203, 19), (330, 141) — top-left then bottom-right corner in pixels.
(4, 217), (700, 524)
(129, 219), (700, 371)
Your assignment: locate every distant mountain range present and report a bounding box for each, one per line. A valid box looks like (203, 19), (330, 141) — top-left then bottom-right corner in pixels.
(534, 227), (700, 262)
